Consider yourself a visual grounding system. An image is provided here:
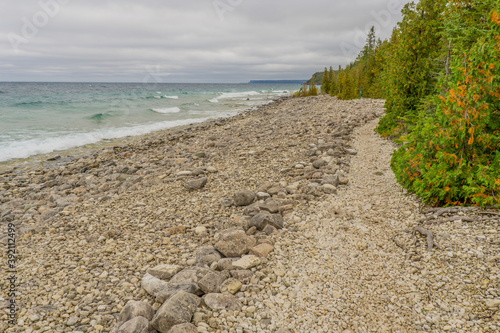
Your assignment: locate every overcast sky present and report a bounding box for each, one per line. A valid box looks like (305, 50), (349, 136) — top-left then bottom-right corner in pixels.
(0, 0), (408, 83)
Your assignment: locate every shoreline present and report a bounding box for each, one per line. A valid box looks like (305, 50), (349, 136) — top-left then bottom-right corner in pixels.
(0, 96), (289, 174)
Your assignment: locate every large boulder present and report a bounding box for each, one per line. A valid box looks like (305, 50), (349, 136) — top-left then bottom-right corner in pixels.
(119, 300), (155, 323)
(150, 291), (201, 333)
(195, 246), (222, 267)
(155, 282), (201, 304)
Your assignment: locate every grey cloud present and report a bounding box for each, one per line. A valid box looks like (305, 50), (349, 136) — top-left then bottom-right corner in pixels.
(0, 0), (406, 82)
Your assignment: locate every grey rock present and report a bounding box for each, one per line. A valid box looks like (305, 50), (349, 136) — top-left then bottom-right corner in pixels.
(168, 323), (198, 333)
(214, 229), (256, 257)
(221, 198), (234, 207)
(183, 177), (207, 190)
(195, 246), (222, 267)
(230, 270), (254, 284)
(344, 148), (358, 155)
(262, 224), (278, 235)
(117, 316), (150, 333)
(119, 300), (155, 323)
(170, 266), (211, 285)
(259, 198), (279, 213)
(203, 293), (242, 311)
(233, 190), (256, 206)
(141, 273), (169, 297)
(216, 258), (240, 271)
(242, 204), (260, 217)
(249, 213), (284, 230)
(156, 282), (201, 304)
(322, 175), (339, 187)
(197, 270), (230, 294)
(151, 291), (201, 333)
(147, 264), (182, 281)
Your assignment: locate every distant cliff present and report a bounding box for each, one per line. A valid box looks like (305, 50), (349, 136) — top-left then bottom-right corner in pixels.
(248, 80), (307, 84)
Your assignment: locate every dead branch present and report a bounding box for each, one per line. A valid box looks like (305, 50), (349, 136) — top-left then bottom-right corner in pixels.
(423, 216), (476, 225)
(392, 236), (407, 251)
(413, 227), (437, 251)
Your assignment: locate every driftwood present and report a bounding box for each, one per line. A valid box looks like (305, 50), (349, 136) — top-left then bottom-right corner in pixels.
(413, 227), (437, 251)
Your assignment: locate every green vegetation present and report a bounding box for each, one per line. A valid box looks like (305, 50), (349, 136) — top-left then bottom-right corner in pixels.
(294, 74), (319, 97)
(316, 0), (500, 206)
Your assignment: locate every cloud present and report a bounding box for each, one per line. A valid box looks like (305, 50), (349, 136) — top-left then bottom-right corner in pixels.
(0, 0), (406, 82)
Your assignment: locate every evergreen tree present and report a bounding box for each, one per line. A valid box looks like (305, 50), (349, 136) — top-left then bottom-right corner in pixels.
(321, 67), (330, 94)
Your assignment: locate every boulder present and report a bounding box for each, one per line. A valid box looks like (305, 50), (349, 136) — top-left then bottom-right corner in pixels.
(147, 264), (182, 281)
(233, 190), (256, 206)
(119, 300), (155, 323)
(197, 270), (230, 294)
(195, 246), (222, 267)
(117, 316), (150, 333)
(230, 270), (253, 284)
(232, 255), (261, 270)
(156, 282), (201, 304)
(141, 273), (169, 297)
(169, 267), (211, 285)
(214, 229), (256, 257)
(168, 323), (198, 333)
(151, 291), (201, 333)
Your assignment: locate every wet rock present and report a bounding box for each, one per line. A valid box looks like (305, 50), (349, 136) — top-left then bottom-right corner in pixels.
(233, 190), (256, 206)
(214, 229), (256, 257)
(203, 293), (242, 312)
(150, 291), (201, 333)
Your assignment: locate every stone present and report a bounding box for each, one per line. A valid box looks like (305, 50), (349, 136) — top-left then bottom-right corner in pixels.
(249, 213), (284, 230)
(243, 205), (261, 217)
(151, 291), (201, 333)
(195, 246), (222, 267)
(220, 278), (242, 295)
(147, 264), (182, 281)
(249, 243), (275, 258)
(485, 298), (500, 309)
(256, 192), (271, 200)
(117, 316), (150, 333)
(214, 229), (256, 257)
(230, 270), (254, 284)
(221, 198), (234, 207)
(197, 270), (230, 294)
(322, 184), (337, 194)
(312, 159), (327, 169)
(344, 148), (358, 155)
(194, 226), (207, 236)
(232, 255), (261, 269)
(170, 267), (211, 285)
(119, 300), (155, 322)
(155, 282), (201, 304)
(168, 323), (198, 333)
(259, 199), (279, 213)
(141, 273), (169, 297)
(203, 293), (242, 311)
(216, 258), (240, 271)
(233, 190), (256, 206)
(183, 177), (207, 190)
(322, 175), (339, 187)
(262, 224), (278, 235)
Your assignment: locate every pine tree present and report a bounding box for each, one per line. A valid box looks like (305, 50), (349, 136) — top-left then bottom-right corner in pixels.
(321, 67), (330, 94)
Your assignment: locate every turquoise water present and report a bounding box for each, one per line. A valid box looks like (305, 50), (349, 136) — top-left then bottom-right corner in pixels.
(0, 82), (299, 162)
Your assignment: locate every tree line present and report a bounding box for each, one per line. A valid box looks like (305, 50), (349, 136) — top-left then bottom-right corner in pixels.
(319, 0), (499, 206)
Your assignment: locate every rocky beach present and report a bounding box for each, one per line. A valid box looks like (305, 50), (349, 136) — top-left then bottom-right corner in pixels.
(1, 95), (499, 333)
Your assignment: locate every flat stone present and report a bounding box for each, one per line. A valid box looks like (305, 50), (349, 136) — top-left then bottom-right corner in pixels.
(147, 264), (182, 281)
(151, 291), (201, 333)
(233, 190), (256, 206)
(203, 293), (242, 311)
(232, 255), (261, 269)
(249, 243), (275, 258)
(214, 229), (256, 257)
(183, 177), (207, 190)
(119, 300), (155, 322)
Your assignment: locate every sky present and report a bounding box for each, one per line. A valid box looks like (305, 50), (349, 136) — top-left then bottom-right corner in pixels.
(0, 0), (408, 83)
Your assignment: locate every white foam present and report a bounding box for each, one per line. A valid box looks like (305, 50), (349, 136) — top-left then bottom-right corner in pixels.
(208, 98), (218, 103)
(0, 118), (210, 162)
(153, 96), (161, 99)
(164, 95), (179, 99)
(218, 91), (261, 99)
(150, 107), (181, 114)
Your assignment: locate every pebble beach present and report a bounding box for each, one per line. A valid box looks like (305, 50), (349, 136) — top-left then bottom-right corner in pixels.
(1, 95), (499, 333)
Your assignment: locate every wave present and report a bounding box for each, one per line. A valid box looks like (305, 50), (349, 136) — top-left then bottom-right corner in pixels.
(218, 91), (261, 99)
(164, 95), (179, 99)
(0, 117), (211, 162)
(14, 101), (44, 107)
(208, 98), (218, 103)
(90, 113), (112, 121)
(150, 107), (181, 114)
